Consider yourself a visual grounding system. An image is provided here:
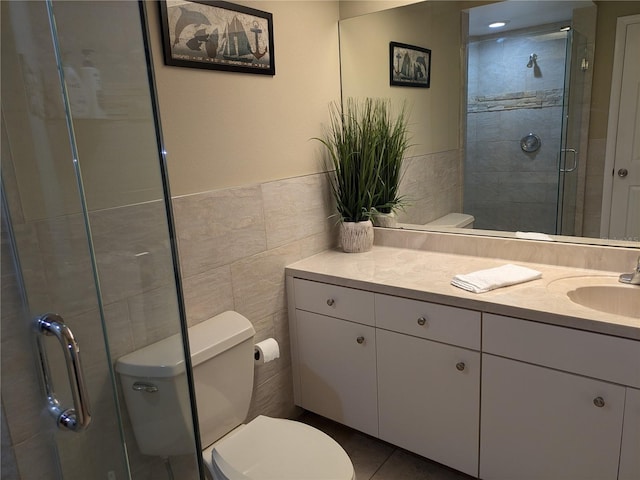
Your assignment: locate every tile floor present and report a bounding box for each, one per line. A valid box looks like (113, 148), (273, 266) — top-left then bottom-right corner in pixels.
(299, 411), (475, 480)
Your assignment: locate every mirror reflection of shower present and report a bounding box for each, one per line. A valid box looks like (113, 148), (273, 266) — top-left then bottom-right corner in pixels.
(463, 1), (595, 236)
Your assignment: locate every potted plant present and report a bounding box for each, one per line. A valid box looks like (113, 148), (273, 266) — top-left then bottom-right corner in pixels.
(316, 98), (381, 252)
(371, 99), (411, 228)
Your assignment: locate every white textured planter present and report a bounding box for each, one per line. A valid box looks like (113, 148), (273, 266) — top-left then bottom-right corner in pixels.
(340, 220), (374, 253)
(372, 211), (397, 228)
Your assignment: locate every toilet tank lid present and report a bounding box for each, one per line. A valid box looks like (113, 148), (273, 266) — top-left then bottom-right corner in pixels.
(115, 311), (255, 378)
(425, 213), (474, 228)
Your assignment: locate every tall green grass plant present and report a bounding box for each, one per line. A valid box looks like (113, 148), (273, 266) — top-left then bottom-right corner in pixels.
(316, 98), (411, 223)
(370, 99), (411, 214)
(316, 98), (381, 223)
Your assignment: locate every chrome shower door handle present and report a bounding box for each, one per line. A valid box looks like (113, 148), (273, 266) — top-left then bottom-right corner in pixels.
(34, 313), (92, 432)
(560, 148), (578, 172)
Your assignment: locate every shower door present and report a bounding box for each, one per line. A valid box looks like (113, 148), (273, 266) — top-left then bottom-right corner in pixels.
(1, 1), (201, 479)
(557, 28), (589, 236)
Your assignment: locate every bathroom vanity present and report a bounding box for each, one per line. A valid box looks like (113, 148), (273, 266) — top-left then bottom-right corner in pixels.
(286, 246), (640, 480)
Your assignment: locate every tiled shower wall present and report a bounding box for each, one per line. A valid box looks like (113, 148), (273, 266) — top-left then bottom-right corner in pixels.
(464, 26), (567, 234)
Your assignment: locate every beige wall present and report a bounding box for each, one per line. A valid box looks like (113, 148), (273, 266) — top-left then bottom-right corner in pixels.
(339, 0), (422, 20)
(582, 1), (640, 236)
(340, 1), (463, 157)
(146, 1), (342, 197)
(590, 1), (640, 140)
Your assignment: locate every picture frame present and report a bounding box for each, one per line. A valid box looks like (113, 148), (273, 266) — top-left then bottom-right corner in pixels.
(158, 0), (275, 75)
(389, 41), (430, 88)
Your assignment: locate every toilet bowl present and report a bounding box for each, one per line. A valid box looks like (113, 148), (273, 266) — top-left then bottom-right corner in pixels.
(116, 311), (355, 480)
(203, 416), (354, 479)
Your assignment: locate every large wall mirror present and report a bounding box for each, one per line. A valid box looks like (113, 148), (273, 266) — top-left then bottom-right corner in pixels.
(339, 0), (640, 248)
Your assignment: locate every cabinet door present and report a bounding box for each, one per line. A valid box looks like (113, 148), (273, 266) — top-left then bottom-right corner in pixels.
(480, 354), (625, 480)
(619, 387), (640, 480)
(296, 310), (378, 437)
(377, 329), (480, 477)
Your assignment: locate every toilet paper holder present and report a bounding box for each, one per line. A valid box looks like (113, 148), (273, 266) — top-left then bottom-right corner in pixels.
(254, 338), (280, 365)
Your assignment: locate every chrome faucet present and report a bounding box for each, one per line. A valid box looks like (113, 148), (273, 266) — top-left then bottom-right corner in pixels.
(619, 256), (640, 285)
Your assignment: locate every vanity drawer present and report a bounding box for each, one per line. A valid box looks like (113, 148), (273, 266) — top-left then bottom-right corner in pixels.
(483, 313), (640, 388)
(375, 294), (481, 350)
(293, 278), (375, 326)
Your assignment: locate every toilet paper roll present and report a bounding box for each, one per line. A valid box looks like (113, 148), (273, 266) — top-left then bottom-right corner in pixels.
(254, 338), (280, 365)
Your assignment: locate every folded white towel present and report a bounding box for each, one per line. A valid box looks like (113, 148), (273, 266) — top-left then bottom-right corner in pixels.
(451, 264), (542, 293)
(516, 231), (554, 241)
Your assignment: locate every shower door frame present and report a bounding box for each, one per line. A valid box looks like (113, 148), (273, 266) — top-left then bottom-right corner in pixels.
(556, 26), (592, 237)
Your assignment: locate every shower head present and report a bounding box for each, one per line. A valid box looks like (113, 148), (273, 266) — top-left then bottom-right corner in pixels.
(527, 53), (538, 68)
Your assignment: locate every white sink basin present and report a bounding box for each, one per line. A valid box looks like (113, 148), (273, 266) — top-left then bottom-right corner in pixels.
(547, 276), (640, 318)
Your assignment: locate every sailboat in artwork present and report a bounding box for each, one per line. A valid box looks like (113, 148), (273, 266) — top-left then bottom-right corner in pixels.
(222, 16), (254, 63)
(400, 53), (411, 78)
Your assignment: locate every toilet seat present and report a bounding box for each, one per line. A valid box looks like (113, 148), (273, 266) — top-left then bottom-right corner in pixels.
(202, 415), (354, 480)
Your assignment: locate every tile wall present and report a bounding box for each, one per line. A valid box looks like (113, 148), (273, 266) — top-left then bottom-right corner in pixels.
(375, 227), (638, 273)
(396, 149), (463, 226)
(172, 172), (336, 422)
(1, 170), (336, 480)
(1, 198), (186, 479)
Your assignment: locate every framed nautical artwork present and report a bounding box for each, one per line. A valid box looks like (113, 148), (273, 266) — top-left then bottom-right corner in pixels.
(158, 1), (275, 75)
(389, 42), (430, 88)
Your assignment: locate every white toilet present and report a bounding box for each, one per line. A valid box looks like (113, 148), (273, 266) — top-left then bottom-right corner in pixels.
(424, 212), (474, 229)
(116, 311), (355, 480)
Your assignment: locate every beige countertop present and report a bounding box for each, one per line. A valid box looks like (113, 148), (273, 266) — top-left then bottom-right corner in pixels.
(286, 246), (640, 341)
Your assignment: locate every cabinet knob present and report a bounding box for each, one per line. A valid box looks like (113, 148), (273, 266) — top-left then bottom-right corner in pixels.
(456, 362), (466, 371)
(356, 336), (365, 344)
(593, 396), (605, 408)
(417, 317), (427, 326)
(326, 298), (335, 307)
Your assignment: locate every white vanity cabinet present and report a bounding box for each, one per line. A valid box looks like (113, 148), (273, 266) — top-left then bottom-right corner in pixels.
(481, 354), (625, 480)
(292, 279), (378, 437)
(619, 387), (640, 480)
(288, 275), (640, 480)
(376, 295), (481, 477)
(290, 278), (482, 475)
(480, 313), (640, 480)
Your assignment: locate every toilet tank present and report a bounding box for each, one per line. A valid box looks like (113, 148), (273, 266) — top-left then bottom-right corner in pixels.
(115, 311), (256, 456)
(425, 213), (475, 229)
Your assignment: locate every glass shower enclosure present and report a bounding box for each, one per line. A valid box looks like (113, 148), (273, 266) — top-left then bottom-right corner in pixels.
(464, 3), (595, 236)
(1, 1), (201, 478)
